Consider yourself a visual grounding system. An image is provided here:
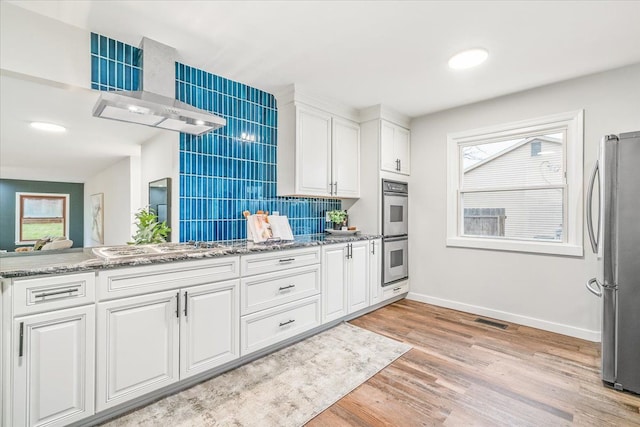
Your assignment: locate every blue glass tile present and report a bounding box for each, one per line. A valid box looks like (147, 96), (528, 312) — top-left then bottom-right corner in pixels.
(91, 33), (99, 55)
(117, 63), (124, 88)
(132, 68), (140, 90)
(99, 58), (108, 85)
(99, 35), (108, 57)
(116, 41), (124, 62)
(91, 56), (99, 84)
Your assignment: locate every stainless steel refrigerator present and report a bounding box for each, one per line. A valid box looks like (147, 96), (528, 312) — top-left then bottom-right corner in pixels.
(586, 130), (640, 394)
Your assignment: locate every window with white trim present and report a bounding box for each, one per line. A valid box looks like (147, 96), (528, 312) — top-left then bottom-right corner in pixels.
(447, 111), (584, 256)
(15, 192), (70, 244)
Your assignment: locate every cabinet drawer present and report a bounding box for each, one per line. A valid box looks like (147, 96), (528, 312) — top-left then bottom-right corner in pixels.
(382, 281), (409, 301)
(97, 257), (239, 301)
(241, 247), (320, 277)
(241, 265), (320, 316)
(13, 272), (96, 316)
(241, 295), (321, 355)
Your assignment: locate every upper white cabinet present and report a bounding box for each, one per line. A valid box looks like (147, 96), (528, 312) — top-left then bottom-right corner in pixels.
(331, 117), (361, 198)
(380, 120), (411, 175)
(278, 98), (360, 198)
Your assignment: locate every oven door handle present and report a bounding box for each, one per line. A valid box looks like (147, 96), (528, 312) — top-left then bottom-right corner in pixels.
(383, 236), (408, 242)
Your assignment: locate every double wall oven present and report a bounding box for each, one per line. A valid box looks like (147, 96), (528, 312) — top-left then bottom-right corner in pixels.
(382, 180), (408, 286)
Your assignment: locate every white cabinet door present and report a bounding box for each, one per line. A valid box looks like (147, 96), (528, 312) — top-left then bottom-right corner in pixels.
(297, 105), (332, 196)
(380, 121), (398, 172)
(380, 120), (410, 175)
(96, 291), (179, 411)
(13, 306), (95, 427)
(348, 241), (370, 313)
(369, 239), (383, 306)
(322, 244), (348, 323)
(395, 126), (411, 175)
(180, 280), (239, 379)
(332, 117), (360, 198)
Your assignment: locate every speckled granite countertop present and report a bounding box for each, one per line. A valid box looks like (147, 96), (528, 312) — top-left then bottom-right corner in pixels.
(0, 234), (381, 279)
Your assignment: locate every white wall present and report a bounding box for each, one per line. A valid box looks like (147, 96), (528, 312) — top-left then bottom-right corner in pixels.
(408, 63), (640, 341)
(84, 156), (142, 246)
(140, 132), (180, 241)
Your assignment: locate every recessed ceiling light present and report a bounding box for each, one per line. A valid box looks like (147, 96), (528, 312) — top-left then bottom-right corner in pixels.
(30, 122), (66, 132)
(448, 48), (489, 70)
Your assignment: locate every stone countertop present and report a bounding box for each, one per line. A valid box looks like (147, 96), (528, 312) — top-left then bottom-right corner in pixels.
(0, 233), (381, 279)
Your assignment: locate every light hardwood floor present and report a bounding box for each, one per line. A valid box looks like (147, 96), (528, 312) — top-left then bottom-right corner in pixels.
(308, 299), (640, 426)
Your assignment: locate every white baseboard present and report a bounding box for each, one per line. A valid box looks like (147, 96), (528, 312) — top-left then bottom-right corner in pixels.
(406, 292), (601, 342)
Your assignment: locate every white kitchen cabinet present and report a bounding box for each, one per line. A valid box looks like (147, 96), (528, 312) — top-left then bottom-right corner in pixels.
(180, 280), (239, 379)
(297, 105), (332, 196)
(322, 241), (370, 323)
(368, 239), (383, 306)
(332, 117), (361, 198)
(96, 275), (241, 411)
(381, 120), (410, 175)
(13, 305), (95, 427)
(322, 244), (348, 323)
(278, 102), (360, 198)
(96, 290), (179, 411)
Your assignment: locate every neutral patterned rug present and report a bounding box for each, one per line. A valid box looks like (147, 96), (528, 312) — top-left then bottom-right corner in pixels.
(102, 322), (411, 427)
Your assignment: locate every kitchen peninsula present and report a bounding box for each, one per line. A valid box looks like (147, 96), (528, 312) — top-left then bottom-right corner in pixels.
(0, 234), (408, 426)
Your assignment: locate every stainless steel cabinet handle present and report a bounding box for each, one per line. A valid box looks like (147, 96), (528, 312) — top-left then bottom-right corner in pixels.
(19, 322), (24, 357)
(334, 182), (338, 195)
(175, 292), (180, 318)
(371, 241), (375, 255)
(279, 319), (295, 327)
(279, 258), (295, 263)
(586, 159), (600, 254)
(393, 287), (401, 292)
(398, 159), (402, 171)
(278, 284), (296, 291)
(586, 278), (603, 297)
(184, 291), (188, 317)
(328, 182), (333, 195)
(34, 288), (79, 299)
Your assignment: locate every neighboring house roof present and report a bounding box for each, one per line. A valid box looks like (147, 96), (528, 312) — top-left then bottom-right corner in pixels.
(464, 136), (561, 173)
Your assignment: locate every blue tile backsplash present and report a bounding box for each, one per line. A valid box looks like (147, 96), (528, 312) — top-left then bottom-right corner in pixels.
(91, 33), (341, 241)
(90, 33), (141, 92)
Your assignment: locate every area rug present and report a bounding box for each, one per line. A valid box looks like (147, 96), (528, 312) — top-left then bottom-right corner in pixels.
(102, 322), (411, 427)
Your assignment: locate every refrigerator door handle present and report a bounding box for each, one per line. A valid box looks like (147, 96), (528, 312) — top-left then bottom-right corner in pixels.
(586, 277), (603, 297)
(586, 159), (600, 254)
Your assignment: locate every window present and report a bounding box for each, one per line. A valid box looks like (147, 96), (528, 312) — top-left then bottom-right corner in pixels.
(447, 110), (584, 256)
(15, 192), (70, 244)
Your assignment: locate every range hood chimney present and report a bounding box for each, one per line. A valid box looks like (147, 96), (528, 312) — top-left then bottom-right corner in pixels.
(92, 37), (225, 136)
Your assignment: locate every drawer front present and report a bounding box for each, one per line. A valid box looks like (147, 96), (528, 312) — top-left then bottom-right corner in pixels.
(97, 257), (239, 301)
(382, 281), (409, 301)
(13, 272), (96, 316)
(241, 265), (321, 316)
(241, 295), (321, 356)
(240, 247), (321, 277)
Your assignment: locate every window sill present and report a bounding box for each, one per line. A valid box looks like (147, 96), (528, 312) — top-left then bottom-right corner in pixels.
(446, 237), (583, 257)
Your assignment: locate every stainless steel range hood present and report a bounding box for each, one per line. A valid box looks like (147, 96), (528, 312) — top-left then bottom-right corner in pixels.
(92, 37), (225, 136)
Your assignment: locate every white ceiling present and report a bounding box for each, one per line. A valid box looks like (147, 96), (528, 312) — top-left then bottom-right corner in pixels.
(0, 74), (163, 182)
(2, 1), (640, 184)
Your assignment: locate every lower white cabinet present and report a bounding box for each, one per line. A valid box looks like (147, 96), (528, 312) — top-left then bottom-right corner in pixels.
(96, 290), (179, 411)
(369, 239), (383, 305)
(13, 305), (95, 427)
(240, 295), (321, 355)
(96, 279), (240, 411)
(180, 280), (239, 378)
(322, 241), (370, 323)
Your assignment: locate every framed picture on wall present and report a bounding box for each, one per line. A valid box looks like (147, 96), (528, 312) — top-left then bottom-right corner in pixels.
(90, 193), (104, 244)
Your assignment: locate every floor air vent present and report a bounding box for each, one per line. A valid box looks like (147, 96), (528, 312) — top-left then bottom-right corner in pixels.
(474, 318), (508, 329)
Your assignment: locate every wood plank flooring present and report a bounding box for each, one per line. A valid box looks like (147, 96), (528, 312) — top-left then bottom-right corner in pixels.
(307, 299), (640, 426)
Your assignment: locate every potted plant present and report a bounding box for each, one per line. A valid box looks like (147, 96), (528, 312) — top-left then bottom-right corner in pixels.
(130, 207), (171, 244)
(327, 210), (348, 230)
